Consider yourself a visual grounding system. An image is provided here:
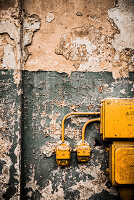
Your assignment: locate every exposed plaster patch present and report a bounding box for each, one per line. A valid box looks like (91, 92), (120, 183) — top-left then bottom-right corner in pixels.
(40, 182), (64, 200)
(114, 54), (120, 61)
(23, 14), (41, 47)
(22, 14), (41, 68)
(55, 31), (97, 63)
(0, 20), (20, 42)
(65, 125), (81, 142)
(120, 89), (126, 94)
(49, 112), (61, 135)
(70, 164), (118, 199)
(14, 131), (21, 183)
(64, 116), (91, 142)
(0, 14), (41, 74)
(13, 70), (22, 89)
(0, 133), (12, 199)
(108, 0), (134, 51)
(26, 166), (39, 198)
(0, 20), (20, 70)
(41, 142), (57, 157)
(2, 44), (16, 68)
(0, 117), (7, 130)
(55, 23), (134, 79)
(78, 58), (99, 71)
(40, 111), (62, 139)
(75, 38), (96, 55)
(45, 12), (55, 23)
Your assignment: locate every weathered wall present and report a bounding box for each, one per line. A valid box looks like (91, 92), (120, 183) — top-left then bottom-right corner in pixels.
(0, 0), (134, 199)
(23, 0), (134, 79)
(0, 70), (21, 199)
(22, 71), (133, 199)
(0, 0), (22, 199)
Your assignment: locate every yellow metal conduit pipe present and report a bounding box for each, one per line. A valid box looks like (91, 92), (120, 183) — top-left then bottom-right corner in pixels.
(62, 112), (100, 143)
(82, 118), (101, 142)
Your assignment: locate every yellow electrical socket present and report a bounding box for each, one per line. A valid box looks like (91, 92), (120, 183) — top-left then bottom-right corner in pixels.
(55, 143), (71, 166)
(76, 141), (91, 162)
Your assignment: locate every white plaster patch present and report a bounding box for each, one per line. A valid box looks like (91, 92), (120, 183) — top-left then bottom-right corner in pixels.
(40, 181), (64, 200)
(2, 44), (16, 69)
(0, 117), (6, 129)
(0, 133), (12, 199)
(41, 142), (57, 157)
(49, 112), (61, 136)
(26, 165), (39, 194)
(70, 164), (118, 199)
(120, 89), (126, 94)
(13, 70), (22, 89)
(108, 0), (134, 51)
(114, 54), (120, 61)
(0, 19), (21, 76)
(14, 131), (21, 186)
(78, 57), (100, 71)
(45, 12), (55, 23)
(74, 37), (96, 55)
(23, 15), (41, 46)
(0, 20), (19, 42)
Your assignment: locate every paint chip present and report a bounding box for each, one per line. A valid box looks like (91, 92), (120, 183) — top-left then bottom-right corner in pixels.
(45, 12), (55, 23)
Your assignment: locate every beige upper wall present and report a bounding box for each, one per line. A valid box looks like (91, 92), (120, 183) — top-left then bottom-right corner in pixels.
(0, 0), (134, 79)
(23, 0), (134, 78)
(23, 0), (115, 72)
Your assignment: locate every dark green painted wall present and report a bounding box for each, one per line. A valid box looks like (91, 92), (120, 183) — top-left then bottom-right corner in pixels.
(0, 70), (133, 199)
(21, 71), (133, 199)
(0, 70), (21, 200)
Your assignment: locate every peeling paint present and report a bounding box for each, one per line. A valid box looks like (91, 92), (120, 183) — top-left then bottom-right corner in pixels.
(23, 14), (41, 47)
(108, 0), (134, 51)
(41, 142), (56, 157)
(21, 71), (133, 199)
(0, 20), (20, 42)
(45, 12), (55, 23)
(42, 183), (65, 200)
(55, 23), (133, 79)
(70, 164), (118, 199)
(0, 120), (12, 198)
(0, 20), (20, 70)
(2, 44), (16, 68)
(22, 13), (41, 68)
(0, 70), (21, 199)
(22, 0), (134, 79)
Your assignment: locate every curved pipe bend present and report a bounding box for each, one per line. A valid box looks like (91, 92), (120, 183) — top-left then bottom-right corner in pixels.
(61, 112), (100, 143)
(82, 118), (100, 142)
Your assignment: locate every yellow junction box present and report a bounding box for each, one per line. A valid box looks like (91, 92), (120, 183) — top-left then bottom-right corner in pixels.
(109, 142), (134, 186)
(100, 98), (134, 140)
(76, 142), (91, 162)
(56, 143), (71, 166)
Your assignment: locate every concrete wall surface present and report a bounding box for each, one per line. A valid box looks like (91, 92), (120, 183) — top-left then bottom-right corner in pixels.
(0, 0), (134, 199)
